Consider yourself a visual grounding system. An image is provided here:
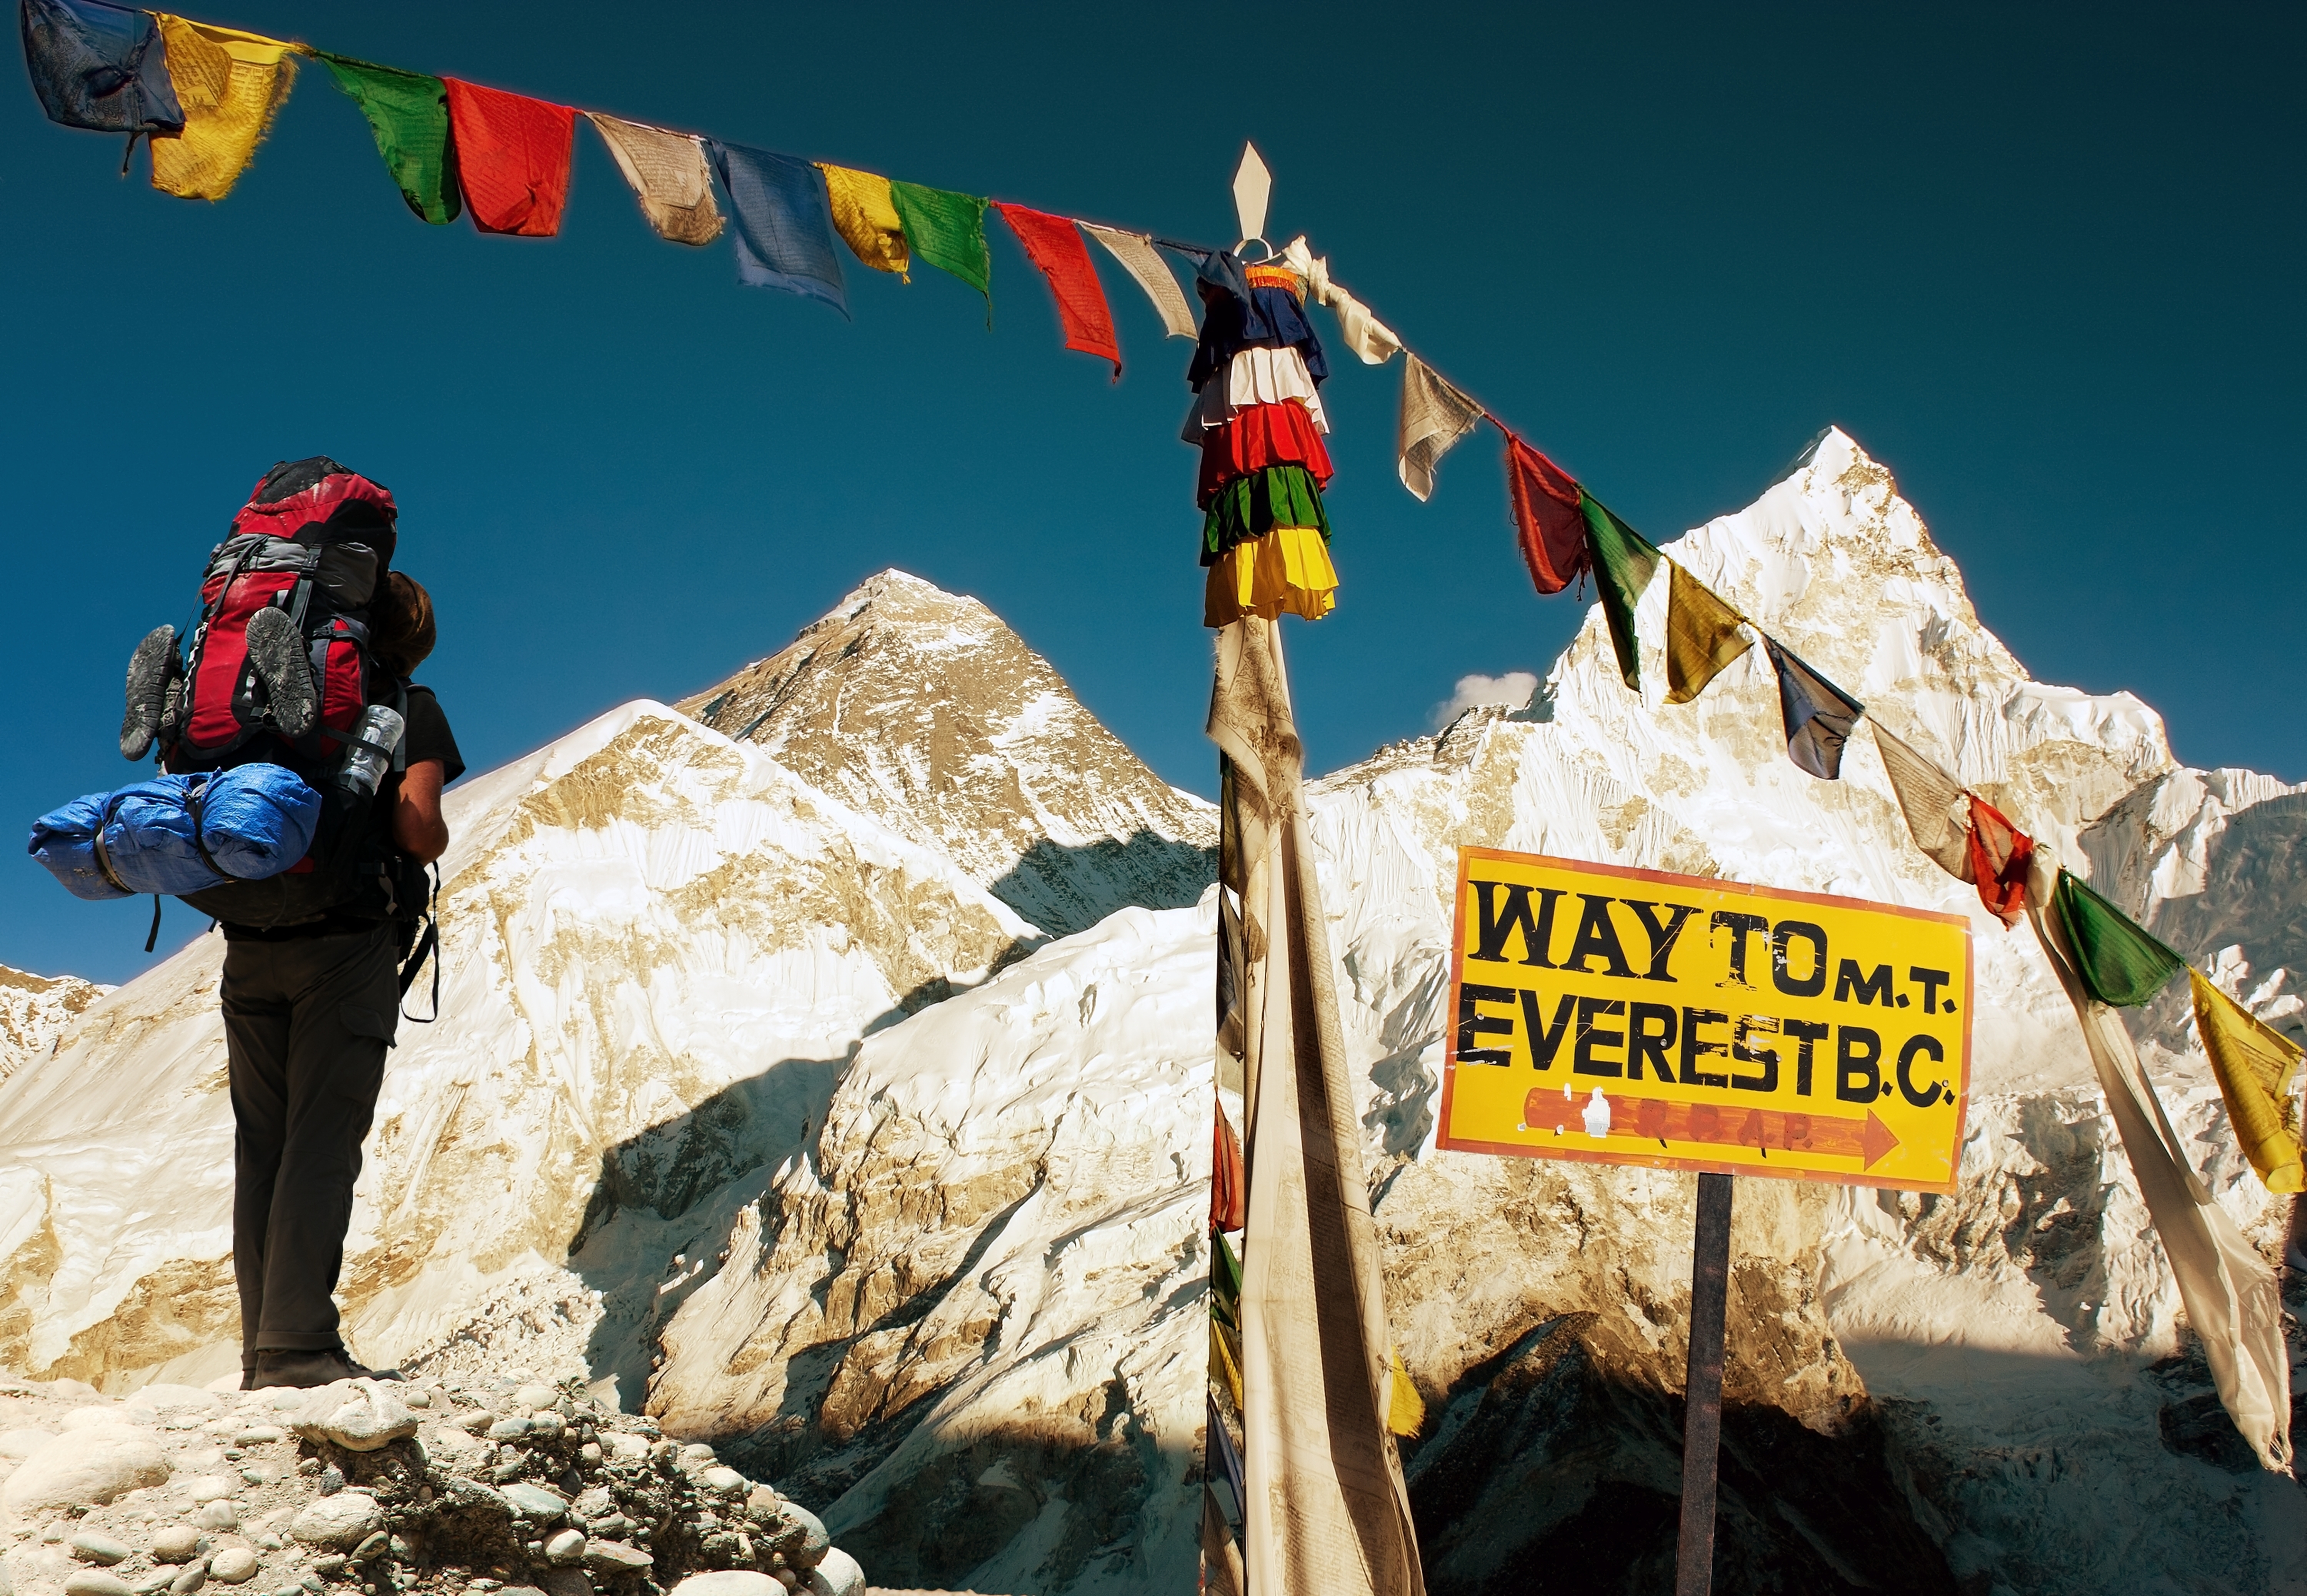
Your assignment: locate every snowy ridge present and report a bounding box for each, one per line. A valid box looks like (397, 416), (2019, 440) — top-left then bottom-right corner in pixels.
(0, 965), (108, 1086)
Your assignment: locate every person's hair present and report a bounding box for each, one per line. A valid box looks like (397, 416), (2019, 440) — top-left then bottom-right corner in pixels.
(370, 572), (436, 677)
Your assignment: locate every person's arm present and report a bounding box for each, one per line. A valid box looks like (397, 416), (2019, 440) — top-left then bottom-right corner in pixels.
(391, 758), (450, 864)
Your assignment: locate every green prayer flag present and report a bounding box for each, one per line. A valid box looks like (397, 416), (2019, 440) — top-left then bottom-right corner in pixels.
(1580, 492), (1660, 689)
(889, 180), (991, 323)
(1212, 1228), (1242, 1329)
(2054, 869), (2185, 1006)
(318, 53), (459, 226)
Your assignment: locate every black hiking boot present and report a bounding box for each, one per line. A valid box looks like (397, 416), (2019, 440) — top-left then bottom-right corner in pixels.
(251, 1349), (356, 1388)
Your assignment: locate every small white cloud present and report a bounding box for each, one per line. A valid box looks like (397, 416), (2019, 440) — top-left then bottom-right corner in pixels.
(1430, 671), (1539, 731)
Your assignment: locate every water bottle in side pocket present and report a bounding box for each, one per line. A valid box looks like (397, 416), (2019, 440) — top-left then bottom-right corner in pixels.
(338, 705), (406, 797)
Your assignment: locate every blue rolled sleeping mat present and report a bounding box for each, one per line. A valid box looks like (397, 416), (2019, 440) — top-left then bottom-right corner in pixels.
(28, 763), (323, 899)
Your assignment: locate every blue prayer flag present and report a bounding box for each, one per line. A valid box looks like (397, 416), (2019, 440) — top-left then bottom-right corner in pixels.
(704, 140), (848, 318)
(20, 0), (184, 135)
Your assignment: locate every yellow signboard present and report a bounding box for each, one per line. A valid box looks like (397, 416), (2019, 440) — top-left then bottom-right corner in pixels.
(1436, 848), (1971, 1193)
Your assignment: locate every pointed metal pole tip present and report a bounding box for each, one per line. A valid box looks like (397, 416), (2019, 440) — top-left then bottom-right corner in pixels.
(1233, 141), (1272, 252)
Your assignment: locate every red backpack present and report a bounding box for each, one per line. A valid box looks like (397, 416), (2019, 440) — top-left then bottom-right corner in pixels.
(162, 456), (399, 773)
(119, 457), (421, 939)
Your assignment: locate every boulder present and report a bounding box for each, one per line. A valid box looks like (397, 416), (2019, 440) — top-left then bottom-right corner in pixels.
(180, 1476), (235, 1504)
(63, 1574), (136, 1596)
(206, 1551), (258, 1586)
(0, 1428), (55, 1460)
(802, 1550), (862, 1596)
(667, 1576), (784, 1596)
(148, 1527), (200, 1565)
(290, 1491), (384, 1551)
(500, 1483), (568, 1523)
(68, 1535), (132, 1566)
(543, 1531), (586, 1566)
(2, 1426), (170, 1511)
(288, 1382), (416, 1453)
(580, 1542), (652, 1577)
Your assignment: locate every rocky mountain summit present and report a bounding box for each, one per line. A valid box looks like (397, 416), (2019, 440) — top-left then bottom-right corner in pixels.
(2, 431), (2302, 1595)
(672, 572), (1214, 939)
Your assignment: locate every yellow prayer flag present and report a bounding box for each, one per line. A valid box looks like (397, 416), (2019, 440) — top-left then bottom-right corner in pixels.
(2190, 970), (2305, 1194)
(150, 16), (302, 201)
(1385, 1347), (1425, 1437)
(816, 164), (909, 279)
(1209, 1315), (1244, 1409)
(1663, 560), (1752, 705)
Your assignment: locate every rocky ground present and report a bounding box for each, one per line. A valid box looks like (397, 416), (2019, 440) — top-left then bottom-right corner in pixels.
(0, 1375), (866, 1596)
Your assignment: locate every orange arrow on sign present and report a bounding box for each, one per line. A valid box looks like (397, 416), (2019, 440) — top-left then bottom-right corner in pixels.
(1522, 1087), (1901, 1170)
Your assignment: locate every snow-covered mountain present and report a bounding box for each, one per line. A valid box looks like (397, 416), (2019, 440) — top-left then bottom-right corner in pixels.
(2, 432), (2301, 1596)
(0, 965), (107, 1084)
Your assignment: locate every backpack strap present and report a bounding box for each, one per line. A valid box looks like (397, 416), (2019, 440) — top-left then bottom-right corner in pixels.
(398, 863), (441, 1022)
(90, 792), (168, 954)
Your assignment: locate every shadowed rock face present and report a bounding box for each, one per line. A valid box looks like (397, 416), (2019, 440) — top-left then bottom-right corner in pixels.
(675, 569), (1215, 938)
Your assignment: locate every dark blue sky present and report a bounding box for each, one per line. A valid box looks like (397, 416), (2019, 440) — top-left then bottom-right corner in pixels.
(7, 2), (2300, 985)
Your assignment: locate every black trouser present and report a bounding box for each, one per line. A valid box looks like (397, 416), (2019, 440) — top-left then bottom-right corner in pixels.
(221, 924), (400, 1369)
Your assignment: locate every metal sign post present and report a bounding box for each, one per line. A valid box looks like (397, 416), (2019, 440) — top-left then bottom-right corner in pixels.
(1673, 1171), (1733, 1596)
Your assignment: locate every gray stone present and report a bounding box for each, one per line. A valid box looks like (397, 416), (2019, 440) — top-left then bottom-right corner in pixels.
(800, 1549), (861, 1596)
(667, 1576), (783, 1596)
(207, 1550), (259, 1586)
(71, 1534), (134, 1566)
(289, 1383), (417, 1454)
(500, 1483), (567, 1523)
(674, 1445), (715, 1470)
(543, 1532), (585, 1567)
(316, 1466), (344, 1495)
(2, 1426), (172, 1511)
(513, 1386), (558, 1414)
(151, 1527), (202, 1564)
(310, 1558), (346, 1581)
(486, 1418), (531, 1444)
(193, 1503), (239, 1533)
(350, 1534), (386, 1564)
(535, 1571), (589, 1596)
(569, 1488), (616, 1523)
(232, 1429), (283, 1447)
(524, 1415), (564, 1444)
(400, 1391), (430, 1411)
(579, 1543), (652, 1577)
(767, 1503), (827, 1570)
(291, 1491), (384, 1550)
(183, 1476), (236, 1504)
(696, 1467), (745, 1496)
(64, 1573), (138, 1596)
(168, 1564), (206, 1596)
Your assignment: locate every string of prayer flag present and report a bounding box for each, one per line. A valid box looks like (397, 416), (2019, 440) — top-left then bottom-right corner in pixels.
(706, 141), (848, 316)
(994, 202), (1121, 377)
(1763, 636), (1863, 779)
(1081, 223), (1197, 338)
(2051, 870), (2185, 1007)
(1396, 353), (1483, 501)
(318, 55), (458, 226)
(1662, 561), (1751, 705)
(2189, 972), (2306, 1195)
(22, 0), (182, 136)
(1581, 494), (1660, 690)
(817, 163), (910, 278)
(890, 180), (992, 323)
(588, 112), (721, 245)
(148, 14), (299, 200)
(1498, 426), (1588, 595)
(442, 78), (573, 236)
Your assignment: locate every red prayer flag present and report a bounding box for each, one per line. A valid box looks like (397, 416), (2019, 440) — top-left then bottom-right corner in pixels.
(442, 79), (575, 238)
(1498, 421), (1590, 594)
(1967, 795), (2034, 927)
(1212, 1100), (1245, 1233)
(992, 202), (1121, 378)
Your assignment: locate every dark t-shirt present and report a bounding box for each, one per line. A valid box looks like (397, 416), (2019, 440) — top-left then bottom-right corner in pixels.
(223, 682), (462, 942)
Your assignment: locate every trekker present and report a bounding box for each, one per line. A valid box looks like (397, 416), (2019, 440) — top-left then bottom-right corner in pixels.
(225, 570), (464, 1388)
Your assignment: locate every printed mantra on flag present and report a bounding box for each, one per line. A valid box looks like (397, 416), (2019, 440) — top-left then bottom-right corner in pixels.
(1437, 848), (1973, 1194)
